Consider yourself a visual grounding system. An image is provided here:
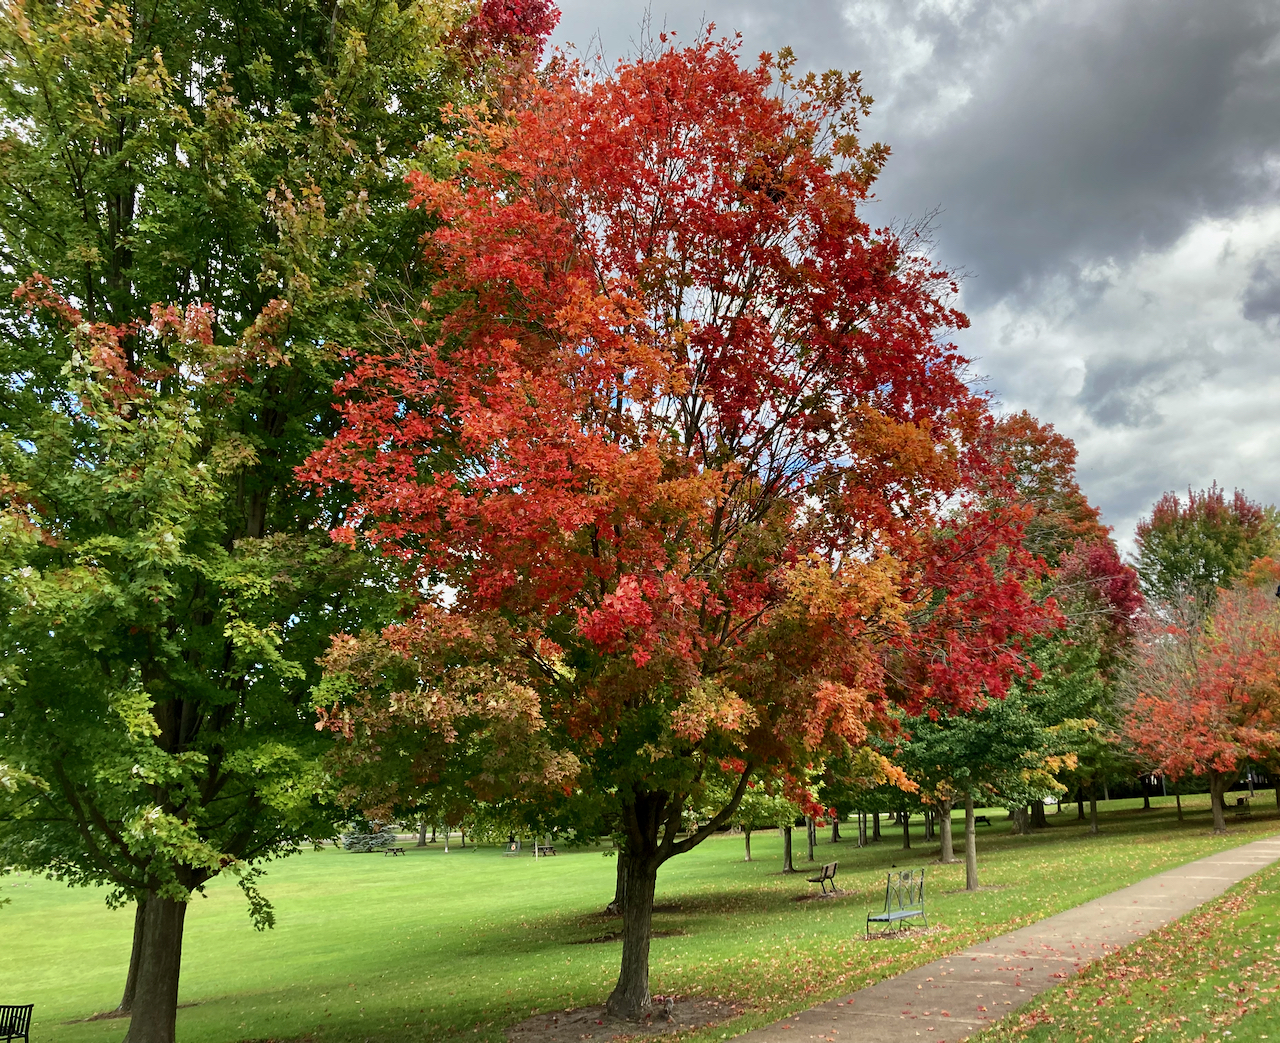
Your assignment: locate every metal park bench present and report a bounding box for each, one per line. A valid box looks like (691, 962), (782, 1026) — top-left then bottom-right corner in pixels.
(0, 1004), (32, 1043)
(1235, 797), (1252, 818)
(807, 861), (839, 894)
(866, 869), (926, 938)
(383, 846), (406, 856)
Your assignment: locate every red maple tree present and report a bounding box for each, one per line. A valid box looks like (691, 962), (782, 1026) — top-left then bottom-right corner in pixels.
(1126, 581), (1280, 832)
(309, 35), (1049, 1017)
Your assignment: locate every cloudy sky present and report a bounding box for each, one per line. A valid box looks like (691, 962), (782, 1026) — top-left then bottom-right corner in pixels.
(550, 0), (1280, 552)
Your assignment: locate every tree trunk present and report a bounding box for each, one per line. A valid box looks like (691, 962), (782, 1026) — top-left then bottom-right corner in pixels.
(607, 849), (628, 915)
(431, 823), (437, 842)
(1209, 772), (1231, 834)
(1275, 782), (1279, 809)
(1089, 791), (1099, 834)
(460, 828), (466, 848)
(901, 809), (911, 850)
(857, 811), (867, 848)
(121, 894), (187, 1043)
(872, 812), (881, 841)
(806, 816), (816, 861)
(782, 826), (796, 872)
(938, 799), (956, 863)
(416, 820), (428, 847)
(743, 828), (753, 862)
(1011, 806), (1029, 835)
(1142, 777), (1151, 810)
(964, 793), (978, 891)
(113, 896), (147, 1016)
(1077, 786), (1086, 820)
(606, 853), (660, 1020)
(1176, 790), (1183, 821)
(831, 817), (840, 843)
(1103, 781), (1109, 802)
(1031, 801), (1047, 829)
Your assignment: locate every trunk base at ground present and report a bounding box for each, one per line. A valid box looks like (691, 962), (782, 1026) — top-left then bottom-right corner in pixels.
(606, 855), (660, 1019)
(121, 893), (187, 1043)
(743, 829), (753, 862)
(964, 794), (978, 891)
(1031, 801), (1047, 829)
(781, 826), (796, 872)
(938, 799), (956, 863)
(1089, 794), (1099, 834)
(900, 810), (911, 849)
(872, 812), (881, 841)
(831, 818), (840, 843)
(1209, 773), (1234, 833)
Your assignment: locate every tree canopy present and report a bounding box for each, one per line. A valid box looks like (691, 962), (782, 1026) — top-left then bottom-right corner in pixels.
(309, 33), (1051, 1019)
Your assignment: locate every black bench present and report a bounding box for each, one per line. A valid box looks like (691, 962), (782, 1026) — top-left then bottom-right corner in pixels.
(0, 1004), (32, 1043)
(383, 847), (406, 856)
(974, 815), (991, 826)
(535, 844), (557, 856)
(807, 861), (839, 894)
(866, 869), (926, 938)
(1235, 797), (1252, 818)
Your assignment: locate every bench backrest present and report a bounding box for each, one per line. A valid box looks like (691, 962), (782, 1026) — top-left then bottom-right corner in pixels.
(0, 1005), (32, 1036)
(822, 861), (837, 878)
(880, 869), (925, 913)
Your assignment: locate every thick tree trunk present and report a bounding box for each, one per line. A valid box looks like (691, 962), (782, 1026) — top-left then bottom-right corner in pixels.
(964, 794), (978, 891)
(743, 828), (753, 862)
(831, 817), (840, 843)
(1031, 801), (1047, 829)
(113, 896), (147, 1016)
(607, 849), (628, 915)
(121, 894), (187, 1043)
(1011, 806), (1029, 834)
(1089, 792), (1099, 834)
(782, 826), (796, 872)
(606, 853), (660, 1020)
(901, 809), (911, 850)
(1077, 787), (1086, 820)
(857, 811), (867, 847)
(1209, 773), (1231, 834)
(872, 812), (881, 841)
(938, 799), (956, 863)
(417, 820), (428, 847)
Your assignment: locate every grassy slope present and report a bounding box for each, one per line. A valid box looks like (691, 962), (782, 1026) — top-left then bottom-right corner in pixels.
(3, 792), (1278, 1043)
(970, 856), (1280, 1043)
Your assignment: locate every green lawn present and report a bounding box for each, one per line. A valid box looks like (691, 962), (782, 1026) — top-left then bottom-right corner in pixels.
(970, 851), (1280, 1043)
(4, 792), (1278, 1043)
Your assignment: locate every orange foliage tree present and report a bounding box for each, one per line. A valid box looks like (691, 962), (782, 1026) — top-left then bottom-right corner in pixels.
(308, 35), (1049, 1017)
(1126, 581), (1280, 832)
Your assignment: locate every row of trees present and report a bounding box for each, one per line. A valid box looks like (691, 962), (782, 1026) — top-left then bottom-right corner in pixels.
(2, 0), (1278, 1039)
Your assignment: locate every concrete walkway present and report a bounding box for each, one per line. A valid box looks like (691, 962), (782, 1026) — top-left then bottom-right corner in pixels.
(734, 834), (1280, 1043)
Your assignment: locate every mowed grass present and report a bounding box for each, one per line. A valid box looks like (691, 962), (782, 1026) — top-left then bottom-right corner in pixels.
(3, 792), (1278, 1043)
(970, 852), (1280, 1043)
